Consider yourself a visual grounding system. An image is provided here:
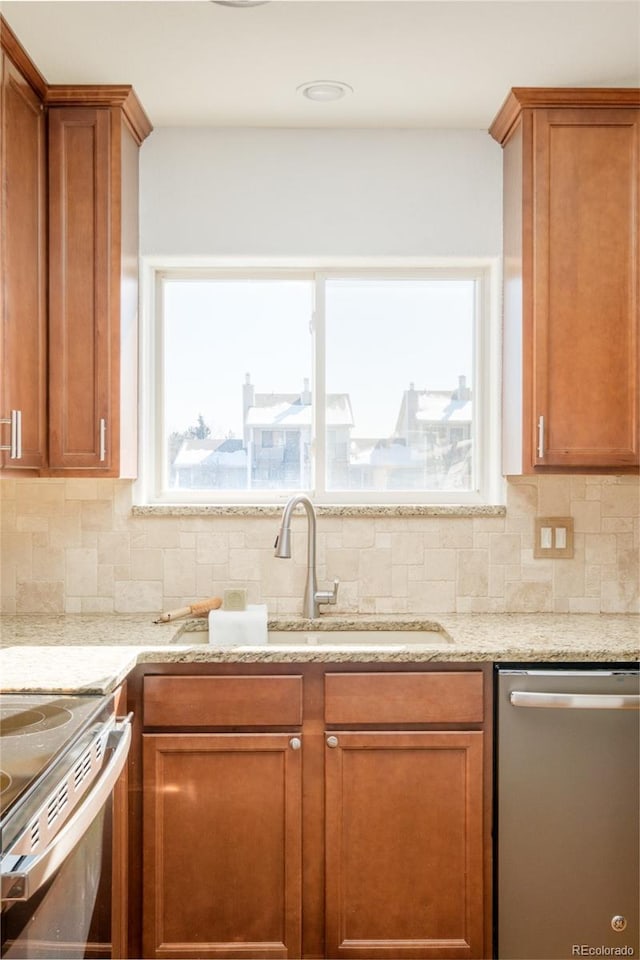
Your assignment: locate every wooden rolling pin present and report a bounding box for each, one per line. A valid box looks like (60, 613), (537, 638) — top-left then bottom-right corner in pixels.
(153, 597), (223, 623)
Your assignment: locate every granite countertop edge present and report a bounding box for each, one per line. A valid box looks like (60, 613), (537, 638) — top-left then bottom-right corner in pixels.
(1, 612), (638, 695)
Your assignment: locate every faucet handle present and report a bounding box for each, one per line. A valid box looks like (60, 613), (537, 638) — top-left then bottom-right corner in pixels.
(315, 579), (339, 607)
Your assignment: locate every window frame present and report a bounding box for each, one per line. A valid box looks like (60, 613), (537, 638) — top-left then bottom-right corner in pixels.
(137, 257), (502, 507)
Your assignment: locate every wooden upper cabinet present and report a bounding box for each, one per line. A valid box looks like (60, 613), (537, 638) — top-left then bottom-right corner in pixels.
(0, 26), (48, 472)
(0, 15), (152, 477)
(491, 88), (640, 473)
(47, 89), (152, 476)
(532, 107), (638, 468)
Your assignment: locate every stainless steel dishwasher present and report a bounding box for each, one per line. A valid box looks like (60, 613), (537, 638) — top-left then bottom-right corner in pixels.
(496, 665), (640, 960)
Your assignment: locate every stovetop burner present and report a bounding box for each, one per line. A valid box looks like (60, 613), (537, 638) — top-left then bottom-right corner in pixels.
(0, 704), (73, 737)
(0, 693), (112, 822)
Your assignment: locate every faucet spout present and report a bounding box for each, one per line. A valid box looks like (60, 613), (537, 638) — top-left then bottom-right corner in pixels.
(274, 494), (338, 618)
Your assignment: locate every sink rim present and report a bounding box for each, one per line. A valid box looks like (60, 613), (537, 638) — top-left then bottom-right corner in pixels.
(174, 616), (452, 647)
(266, 615), (444, 631)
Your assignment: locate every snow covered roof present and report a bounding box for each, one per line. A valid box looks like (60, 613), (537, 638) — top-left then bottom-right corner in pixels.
(245, 394), (353, 428)
(173, 438), (246, 468)
(414, 391), (472, 424)
(349, 438), (412, 466)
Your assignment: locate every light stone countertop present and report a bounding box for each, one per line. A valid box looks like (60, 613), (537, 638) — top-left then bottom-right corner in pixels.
(0, 612), (638, 694)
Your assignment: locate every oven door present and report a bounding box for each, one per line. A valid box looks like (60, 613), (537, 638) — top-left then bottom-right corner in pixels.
(1, 717), (131, 960)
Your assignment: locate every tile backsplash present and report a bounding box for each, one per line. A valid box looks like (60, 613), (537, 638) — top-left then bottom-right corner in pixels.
(0, 476), (638, 616)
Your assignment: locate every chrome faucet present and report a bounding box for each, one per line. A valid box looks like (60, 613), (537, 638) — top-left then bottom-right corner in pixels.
(274, 494), (339, 618)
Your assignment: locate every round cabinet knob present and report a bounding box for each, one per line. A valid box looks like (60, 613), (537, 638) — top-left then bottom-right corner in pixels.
(289, 737), (302, 751)
(611, 916), (627, 932)
(326, 736), (339, 748)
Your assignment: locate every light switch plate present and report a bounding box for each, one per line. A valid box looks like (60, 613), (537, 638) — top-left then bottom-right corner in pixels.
(533, 517), (574, 559)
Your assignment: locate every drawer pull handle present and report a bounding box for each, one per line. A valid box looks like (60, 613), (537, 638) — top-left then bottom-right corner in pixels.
(326, 736), (339, 748)
(510, 691), (640, 710)
(289, 737), (302, 751)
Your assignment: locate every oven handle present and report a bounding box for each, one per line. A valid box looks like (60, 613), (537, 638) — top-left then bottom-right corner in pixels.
(1, 715), (132, 903)
(510, 691), (640, 710)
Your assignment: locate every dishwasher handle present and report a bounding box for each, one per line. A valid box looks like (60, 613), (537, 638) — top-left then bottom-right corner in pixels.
(510, 690), (640, 710)
(1, 716), (132, 903)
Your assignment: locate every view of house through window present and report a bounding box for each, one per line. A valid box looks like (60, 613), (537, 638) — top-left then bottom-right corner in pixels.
(324, 278), (474, 492)
(163, 278), (313, 492)
(159, 271), (480, 501)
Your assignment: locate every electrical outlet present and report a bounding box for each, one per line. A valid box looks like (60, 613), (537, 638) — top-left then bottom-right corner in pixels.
(533, 517), (574, 559)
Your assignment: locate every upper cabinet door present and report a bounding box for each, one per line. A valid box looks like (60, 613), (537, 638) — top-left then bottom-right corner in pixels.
(492, 89), (639, 475)
(48, 106), (114, 473)
(532, 107), (639, 469)
(0, 49), (47, 471)
(47, 93), (149, 478)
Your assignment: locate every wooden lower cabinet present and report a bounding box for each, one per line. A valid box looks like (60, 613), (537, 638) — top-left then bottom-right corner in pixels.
(111, 683), (130, 960)
(137, 667), (489, 960)
(324, 731), (484, 959)
(142, 733), (302, 960)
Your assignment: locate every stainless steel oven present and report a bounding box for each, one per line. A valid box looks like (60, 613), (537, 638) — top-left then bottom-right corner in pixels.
(0, 693), (131, 959)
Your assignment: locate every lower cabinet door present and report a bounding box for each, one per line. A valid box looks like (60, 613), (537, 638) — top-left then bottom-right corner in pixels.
(325, 731), (484, 959)
(142, 733), (302, 960)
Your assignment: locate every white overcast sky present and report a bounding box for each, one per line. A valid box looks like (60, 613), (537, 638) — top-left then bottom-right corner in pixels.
(163, 277), (474, 439)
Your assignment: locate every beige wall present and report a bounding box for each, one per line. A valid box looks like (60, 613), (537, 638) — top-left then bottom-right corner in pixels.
(1, 476), (638, 616)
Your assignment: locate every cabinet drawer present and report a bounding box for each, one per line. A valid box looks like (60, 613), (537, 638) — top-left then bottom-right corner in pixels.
(324, 671), (484, 725)
(143, 675), (303, 728)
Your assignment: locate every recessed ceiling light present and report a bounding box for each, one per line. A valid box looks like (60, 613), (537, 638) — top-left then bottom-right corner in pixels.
(297, 81), (354, 103)
(212, 1), (269, 7)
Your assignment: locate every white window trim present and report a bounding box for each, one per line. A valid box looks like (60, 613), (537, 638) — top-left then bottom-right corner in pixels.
(135, 256), (503, 507)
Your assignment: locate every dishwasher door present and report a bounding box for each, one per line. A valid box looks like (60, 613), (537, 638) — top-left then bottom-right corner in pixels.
(497, 667), (640, 960)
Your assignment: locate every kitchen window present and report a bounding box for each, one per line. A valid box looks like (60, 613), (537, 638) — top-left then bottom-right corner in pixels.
(139, 262), (501, 506)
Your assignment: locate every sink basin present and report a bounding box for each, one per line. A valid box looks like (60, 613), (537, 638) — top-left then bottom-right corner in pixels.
(267, 628), (450, 646)
(175, 619), (451, 647)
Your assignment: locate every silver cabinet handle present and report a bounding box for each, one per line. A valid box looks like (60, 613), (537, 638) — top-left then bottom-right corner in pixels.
(537, 415), (545, 458)
(0, 410), (22, 459)
(289, 737), (302, 751)
(326, 735), (339, 748)
(510, 691), (640, 710)
(0, 717), (131, 902)
(99, 418), (107, 462)
(11, 410), (21, 459)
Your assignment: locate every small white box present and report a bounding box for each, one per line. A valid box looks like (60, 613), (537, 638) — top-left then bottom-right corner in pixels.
(208, 604), (268, 646)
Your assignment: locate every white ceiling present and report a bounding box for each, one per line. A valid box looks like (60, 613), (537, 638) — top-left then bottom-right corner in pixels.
(2, 1), (639, 129)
